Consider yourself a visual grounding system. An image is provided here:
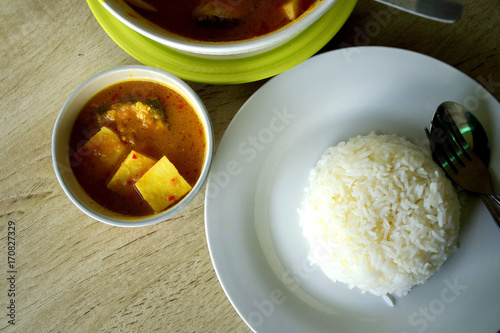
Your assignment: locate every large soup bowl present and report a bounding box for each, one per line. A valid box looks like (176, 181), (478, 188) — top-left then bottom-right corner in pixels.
(52, 66), (214, 227)
(100, 0), (338, 58)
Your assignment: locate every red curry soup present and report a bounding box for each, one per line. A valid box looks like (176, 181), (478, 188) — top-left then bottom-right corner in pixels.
(126, 0), (319, 42)
(69, 80), (206, 216)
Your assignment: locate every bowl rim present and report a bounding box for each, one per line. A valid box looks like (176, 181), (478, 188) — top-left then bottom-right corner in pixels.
(101, 0), (337, 57)
(52, 65), (214, 227)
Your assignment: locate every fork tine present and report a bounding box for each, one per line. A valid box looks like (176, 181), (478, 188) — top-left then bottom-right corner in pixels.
(433, 112), (468, 168)
(439, 108), (472, 159)
(425, 127), (458, 174)
(427, 124), (463, 170)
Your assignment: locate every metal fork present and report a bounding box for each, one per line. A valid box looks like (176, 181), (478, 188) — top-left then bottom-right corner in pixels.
(425, 109), (500, 229)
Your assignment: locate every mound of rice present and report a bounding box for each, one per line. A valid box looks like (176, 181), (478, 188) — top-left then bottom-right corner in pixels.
(299, 132), (460, 297)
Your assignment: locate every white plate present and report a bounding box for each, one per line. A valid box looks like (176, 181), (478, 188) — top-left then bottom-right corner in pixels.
(204, 47), (500, 333)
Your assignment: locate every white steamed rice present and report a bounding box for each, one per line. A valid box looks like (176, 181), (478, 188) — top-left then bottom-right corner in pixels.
(299, 132), (460, 297)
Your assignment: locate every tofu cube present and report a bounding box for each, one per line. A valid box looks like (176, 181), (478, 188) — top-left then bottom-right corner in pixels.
(135, 156), (192, 212)
(72, 126), (127, 182)
(283, 0), (300, 20)
(107, 151), (157, 197)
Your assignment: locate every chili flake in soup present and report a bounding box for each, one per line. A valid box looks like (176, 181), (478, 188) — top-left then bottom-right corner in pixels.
(127, 0), (319, 42)
(69, 80), (206, 216)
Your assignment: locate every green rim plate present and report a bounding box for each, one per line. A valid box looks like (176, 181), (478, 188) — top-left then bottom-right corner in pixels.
(87, 0), (357, 84)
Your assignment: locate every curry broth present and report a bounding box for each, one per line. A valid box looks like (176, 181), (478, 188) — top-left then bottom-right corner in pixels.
(130, 0), (318, 42)
(70, 80), (206, 216)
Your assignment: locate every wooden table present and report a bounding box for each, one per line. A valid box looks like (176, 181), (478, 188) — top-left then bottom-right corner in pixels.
(1, 1), (498, 332)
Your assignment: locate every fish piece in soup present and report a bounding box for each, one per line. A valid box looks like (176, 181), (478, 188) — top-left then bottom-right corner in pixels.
(193, 0), (254, 27)
(97, 100), (169, 145)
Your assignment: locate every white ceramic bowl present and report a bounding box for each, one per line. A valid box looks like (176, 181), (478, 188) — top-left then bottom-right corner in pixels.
(52, 66), (214, 227)
(101, 0), (337, 58)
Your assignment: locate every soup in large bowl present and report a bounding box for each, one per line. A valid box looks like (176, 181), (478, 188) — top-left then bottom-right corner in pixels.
(101, 0), (336, 57)
(128, 0), (318, 42)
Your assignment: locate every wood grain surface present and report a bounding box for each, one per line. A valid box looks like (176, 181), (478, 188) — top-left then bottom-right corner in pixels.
(0, 0), (498, 332)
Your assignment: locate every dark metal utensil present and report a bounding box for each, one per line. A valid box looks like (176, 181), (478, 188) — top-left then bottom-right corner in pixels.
(425, 101), (500, 229)
(375, 0), (464, 23)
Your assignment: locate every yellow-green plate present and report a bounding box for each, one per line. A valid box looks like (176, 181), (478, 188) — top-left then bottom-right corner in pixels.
(87, 0), (357, 84)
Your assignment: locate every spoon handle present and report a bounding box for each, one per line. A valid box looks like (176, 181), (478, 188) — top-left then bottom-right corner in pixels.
(480, 194), (500, 230)
(374, 0), (464, 23)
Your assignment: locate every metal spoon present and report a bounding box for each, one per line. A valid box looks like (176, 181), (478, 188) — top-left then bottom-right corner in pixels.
(429, 101), (500, 228)
(375, 0), (464, 23)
